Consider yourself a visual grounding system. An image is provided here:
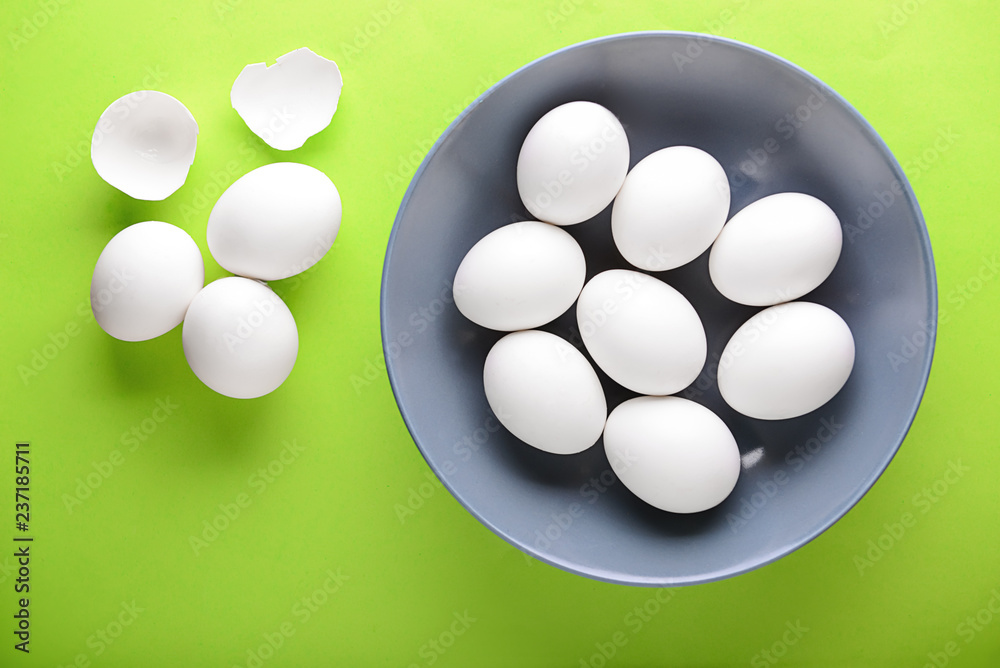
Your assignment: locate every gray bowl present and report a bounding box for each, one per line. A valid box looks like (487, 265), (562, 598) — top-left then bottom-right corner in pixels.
(380, 32), (936, 586)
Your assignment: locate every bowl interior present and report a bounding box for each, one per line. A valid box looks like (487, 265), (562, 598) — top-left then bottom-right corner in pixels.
(381, 32), (936, 586)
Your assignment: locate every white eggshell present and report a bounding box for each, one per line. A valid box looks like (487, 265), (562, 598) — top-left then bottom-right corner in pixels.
(453, 221), (586, 331)
(710, 192), (843, 306)
(483, 330), (607, 455)
(91, 91), (198, 200)
(612, 146), (730, 271)
(718, 301), (855, 420)
(182, 277), (298, 399)
(231, 47), (343, 151)
(90, 221), (204, 341)
(207, 163), (341, 281)
(516, 101), (629, 226)
(577, 269), (706, 395)
(604, 396), (741, 513)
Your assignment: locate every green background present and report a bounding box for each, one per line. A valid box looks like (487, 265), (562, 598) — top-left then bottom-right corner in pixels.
(2, 0), (998, 665)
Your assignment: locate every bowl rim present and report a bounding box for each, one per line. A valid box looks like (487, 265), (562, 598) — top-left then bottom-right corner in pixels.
(380, 30), (938, 586)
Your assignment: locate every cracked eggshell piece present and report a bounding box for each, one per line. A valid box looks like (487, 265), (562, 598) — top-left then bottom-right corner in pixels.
(90, 221), (204, 341)
(182, 277), (299, 399)
(91, 91), (198, 200)
(231, 47), (343, 151)
(207, 163), (342, 281)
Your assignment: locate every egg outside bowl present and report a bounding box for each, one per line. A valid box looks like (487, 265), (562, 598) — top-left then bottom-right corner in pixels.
(380, 32), (936, 586)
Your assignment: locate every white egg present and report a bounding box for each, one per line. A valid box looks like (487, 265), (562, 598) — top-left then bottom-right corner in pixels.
(231, 47), (343, 151)
(710, 192), (843, 306)
(91, 91), (198, 200)
(207, 163), (341, 281)
(611, 146), (730, 271)
(516, 101), (629, 226)
(453, 221), (586, 331)
(483, 330), (607, 455)
(182, 277), (298, 399)
(577, 269), (706, 395)
(90, 221), (204, 341)
(718, 301), (855, 420)
(604, 396), (741, 514)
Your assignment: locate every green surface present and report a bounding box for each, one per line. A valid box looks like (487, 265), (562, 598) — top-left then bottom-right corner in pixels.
(1, 0), (998, 665)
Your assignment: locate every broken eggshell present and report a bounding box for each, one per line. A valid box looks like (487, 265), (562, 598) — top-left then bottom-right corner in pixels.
(91, 91), (199, 200)
(231, 47), (343, 151)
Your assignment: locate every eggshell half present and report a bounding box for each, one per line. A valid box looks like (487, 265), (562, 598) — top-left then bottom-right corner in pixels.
(91, 91), (198, 200)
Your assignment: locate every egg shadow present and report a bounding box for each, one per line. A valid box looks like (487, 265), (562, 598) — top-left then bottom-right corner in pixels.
(101, 331), (177, 395)
(100, 189), (170, 235)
